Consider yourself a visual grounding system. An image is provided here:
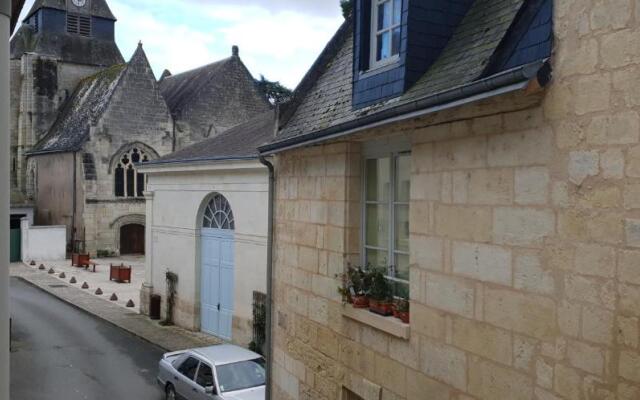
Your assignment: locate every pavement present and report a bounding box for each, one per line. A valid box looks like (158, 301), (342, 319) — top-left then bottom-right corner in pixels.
(10, 277), (164, 400)
(24, 255), (146, 313)
(10, 262), (222, 352)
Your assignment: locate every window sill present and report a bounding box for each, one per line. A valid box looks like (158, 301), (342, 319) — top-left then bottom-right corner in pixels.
(358, 57), (401, 80)
(342, 305), (410, 339)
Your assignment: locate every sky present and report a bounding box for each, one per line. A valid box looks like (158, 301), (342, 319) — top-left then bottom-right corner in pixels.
(16, 0), (345, 89)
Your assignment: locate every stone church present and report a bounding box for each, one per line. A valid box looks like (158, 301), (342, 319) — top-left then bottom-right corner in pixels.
(9, 0), (270, 257)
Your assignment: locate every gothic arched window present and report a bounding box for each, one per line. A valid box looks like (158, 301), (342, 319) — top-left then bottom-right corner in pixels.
(202, 194), (235, 230)
(115, 148), (149, 198)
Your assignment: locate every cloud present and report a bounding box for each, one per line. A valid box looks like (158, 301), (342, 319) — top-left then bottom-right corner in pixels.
(14, 0), (344, 88)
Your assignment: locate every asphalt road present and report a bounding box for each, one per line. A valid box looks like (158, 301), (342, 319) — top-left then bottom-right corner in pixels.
(10, 277), (165, 400)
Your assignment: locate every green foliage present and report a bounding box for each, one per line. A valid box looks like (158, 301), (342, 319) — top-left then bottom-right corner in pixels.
(256, 75), (293, 105)
(340, 0), (354, 18)
(337, 265), (372, 300)
(368, 268), (393, 301)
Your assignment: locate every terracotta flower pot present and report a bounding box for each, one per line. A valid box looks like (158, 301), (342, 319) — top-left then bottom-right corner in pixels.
(369, 299), (394, 316)
(352, 295), (370, 309)
(396, 311), (410, 324)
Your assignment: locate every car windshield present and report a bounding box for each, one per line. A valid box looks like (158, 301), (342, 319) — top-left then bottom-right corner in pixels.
(216, 358), (266, 393)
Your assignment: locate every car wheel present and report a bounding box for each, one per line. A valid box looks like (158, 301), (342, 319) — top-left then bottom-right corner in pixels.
(165, 384), (177, 400)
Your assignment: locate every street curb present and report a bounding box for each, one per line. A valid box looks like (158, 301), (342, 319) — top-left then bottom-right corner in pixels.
(14, 276), (168, 352)
(12, 262), (222, 352)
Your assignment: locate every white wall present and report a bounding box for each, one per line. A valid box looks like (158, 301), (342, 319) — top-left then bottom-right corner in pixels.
(21, 218), (67, 261)
(144, 162), (269, 345)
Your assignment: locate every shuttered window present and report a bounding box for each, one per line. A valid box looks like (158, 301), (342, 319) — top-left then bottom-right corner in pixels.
(67, 14), (91, 37)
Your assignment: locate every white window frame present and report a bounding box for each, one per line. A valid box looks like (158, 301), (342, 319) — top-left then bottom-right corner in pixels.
(369, 0), (402, 70)
(361, 145), (411, 297)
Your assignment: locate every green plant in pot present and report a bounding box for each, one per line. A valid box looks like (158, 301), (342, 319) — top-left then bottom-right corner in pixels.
(367, 268), (393, 316)
(337, 266), (370, 308)
(393, 298), (410, 324)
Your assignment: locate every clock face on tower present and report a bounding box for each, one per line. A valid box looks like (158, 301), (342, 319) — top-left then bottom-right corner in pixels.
(72, 0), (87, 7)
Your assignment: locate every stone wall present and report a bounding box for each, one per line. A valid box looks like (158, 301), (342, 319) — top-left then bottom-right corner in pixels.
(11, 55), (103, 202)
(270, 2), (640, 399)
(80, 47), (173, 255)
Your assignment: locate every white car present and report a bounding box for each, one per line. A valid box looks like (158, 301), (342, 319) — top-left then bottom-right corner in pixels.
(157, 344), (266, 400)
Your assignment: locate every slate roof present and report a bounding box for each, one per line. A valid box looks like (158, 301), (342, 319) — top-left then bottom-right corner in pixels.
(30, 63), (126, 154)
(147, 111), (276, 165)
(10, 24), (124, 66)
(271, 0), (551, 149)
(24, 0), (116, 20)
(159, 57), (234, 116)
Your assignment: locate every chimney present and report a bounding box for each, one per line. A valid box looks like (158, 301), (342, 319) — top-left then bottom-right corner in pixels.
(232, 45), (239, 57)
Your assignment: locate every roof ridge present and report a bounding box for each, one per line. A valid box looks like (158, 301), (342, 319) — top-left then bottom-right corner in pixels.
(161, 56), (233, 81)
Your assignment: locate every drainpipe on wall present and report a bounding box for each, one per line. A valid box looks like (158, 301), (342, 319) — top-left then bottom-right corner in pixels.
(71, 151), (77, 251)
(1, 0), (12, 397)
(258, 155), (274, 400)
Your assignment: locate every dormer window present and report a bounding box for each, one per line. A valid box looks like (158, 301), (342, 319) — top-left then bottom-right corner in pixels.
(370, 0), (401, 68)
(67, 13), (91, 37)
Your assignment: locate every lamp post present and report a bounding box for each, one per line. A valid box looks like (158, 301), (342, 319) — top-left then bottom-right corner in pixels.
(0, 0), (11, 398)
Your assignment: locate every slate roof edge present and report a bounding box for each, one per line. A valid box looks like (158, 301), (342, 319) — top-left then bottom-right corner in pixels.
(278, 16), (354, 129)
(260, 59), (551, 155)
(26, 147), (79, 157)
(139, 155), (261, 168)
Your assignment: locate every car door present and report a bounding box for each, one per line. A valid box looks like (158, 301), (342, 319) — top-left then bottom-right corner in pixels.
(194, 362), (219, 400)
(175, 356), (200, 398)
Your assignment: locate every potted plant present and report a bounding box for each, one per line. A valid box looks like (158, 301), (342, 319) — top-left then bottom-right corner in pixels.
(368, 268), (393, 316)
(338, 266), (370, 308)
(393, 298), (410, 324)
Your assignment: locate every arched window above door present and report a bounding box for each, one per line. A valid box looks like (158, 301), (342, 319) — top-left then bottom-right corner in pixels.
(202, 194), (235, 230)
(115, 148), (150, 198)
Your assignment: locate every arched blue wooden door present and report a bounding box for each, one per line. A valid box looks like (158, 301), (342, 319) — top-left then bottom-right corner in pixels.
(200, 194), (235, 340)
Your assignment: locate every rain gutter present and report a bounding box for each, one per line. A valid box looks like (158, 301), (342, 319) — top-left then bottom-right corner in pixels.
(258, 155), (275, 400)
(259, 60), (551, 155)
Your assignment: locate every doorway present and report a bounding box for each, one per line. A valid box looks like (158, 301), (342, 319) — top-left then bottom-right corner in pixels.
(120, 224), (145, 255)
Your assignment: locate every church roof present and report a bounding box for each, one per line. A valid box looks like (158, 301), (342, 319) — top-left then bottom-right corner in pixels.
(30, 63), (127, 155)
(159, 58), (230, 115)
(24, 0), (116, 21)
(10, 24), (124, 66)
(147, 111), (276, 165)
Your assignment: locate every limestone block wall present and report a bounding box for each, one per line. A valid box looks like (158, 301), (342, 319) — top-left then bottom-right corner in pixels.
(270, 1), (640, 399)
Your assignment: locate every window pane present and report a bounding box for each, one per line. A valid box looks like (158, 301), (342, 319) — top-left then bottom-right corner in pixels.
(136, 173), (145, 197)
(177, 357), (200, 381)
(366, 158), (390, 202)
(115, 166), (124, 197)
(391, 27), (401, 56)
(393, 0), (402, 25)
(394, 252), (409, 281)
(366, 248), (389, 269)
(377, 31), (391, 61)
(377, 1), (392, 30)
(366, 204), (389, 248)
(394, 204), (409, 252)
(126, 166), (135, 197)
(391, 280), (410, 299)
(196, 363), (214, 388)
(395, 155), (410, 202)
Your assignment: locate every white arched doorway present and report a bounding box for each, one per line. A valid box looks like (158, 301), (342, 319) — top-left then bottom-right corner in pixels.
(200, 194), (235, 340)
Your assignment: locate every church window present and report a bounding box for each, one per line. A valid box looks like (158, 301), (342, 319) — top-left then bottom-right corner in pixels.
(67, 14), (91, 37)
(114, 148), (149, 198)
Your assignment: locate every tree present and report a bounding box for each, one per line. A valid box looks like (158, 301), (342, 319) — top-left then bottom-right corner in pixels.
(256, 75), (293, 105)
(340, 0), (353, 18)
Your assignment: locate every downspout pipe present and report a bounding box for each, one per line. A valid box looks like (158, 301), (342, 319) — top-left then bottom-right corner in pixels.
(1, 1), (11, 399)
(258, 155), (274, 400)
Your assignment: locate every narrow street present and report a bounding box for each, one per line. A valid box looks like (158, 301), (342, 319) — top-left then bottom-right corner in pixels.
(10, 277), (164, 400)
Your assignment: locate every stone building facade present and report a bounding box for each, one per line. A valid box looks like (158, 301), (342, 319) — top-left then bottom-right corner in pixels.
(12, 0), (271, 256)
(30, 44), (174, 255)
(260, 1), (640, 399)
